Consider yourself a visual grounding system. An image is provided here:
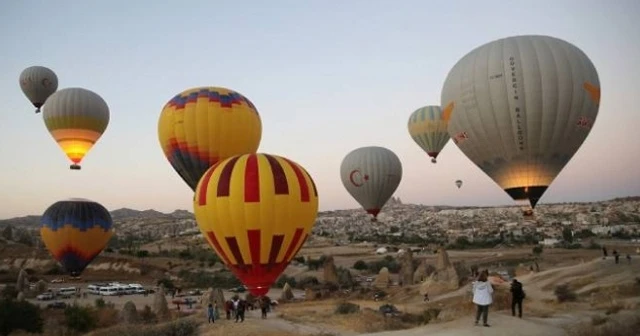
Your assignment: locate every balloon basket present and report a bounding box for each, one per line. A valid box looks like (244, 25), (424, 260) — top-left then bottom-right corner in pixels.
(70, 164), (81, 170)
(431, 158), (437, 163)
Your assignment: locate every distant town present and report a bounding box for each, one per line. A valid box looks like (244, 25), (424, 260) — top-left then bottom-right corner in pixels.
(2, 196), (638, 251)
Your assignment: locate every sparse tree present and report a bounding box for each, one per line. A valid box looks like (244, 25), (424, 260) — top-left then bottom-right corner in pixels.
(1, 225), (13, 241)
(562, 228), (573, 243)
(532, 245), (543, 256)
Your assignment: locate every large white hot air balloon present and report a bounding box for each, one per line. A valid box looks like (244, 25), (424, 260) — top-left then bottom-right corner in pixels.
(19, 66), (58, 113)
(340, 146), (402, 221)
(441, 35), (600, 211)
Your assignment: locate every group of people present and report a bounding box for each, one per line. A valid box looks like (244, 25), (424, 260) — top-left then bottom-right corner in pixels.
(207, 296), (273, 324)
(602, 246), (632, 264)
(471, 270), (526, 327)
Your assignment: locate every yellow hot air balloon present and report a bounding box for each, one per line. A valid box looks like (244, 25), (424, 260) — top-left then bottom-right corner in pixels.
(42, 88), (110, 170)
(194, 153), (318, 296)
(158, 87), (262, 191)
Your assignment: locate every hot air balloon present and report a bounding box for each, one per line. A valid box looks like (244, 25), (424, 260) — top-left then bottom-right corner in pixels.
(42, 88), (110, 170)
(408, 105), (452, 163)
(441, 35), (600, 211)
(40, 198), (114, 277)
(194, 153), (318, 296)
(455, 180), (463, 189)
(19, 66), (58, 113)
(340, 146), (402, 221)
(158, 87), (262, 191)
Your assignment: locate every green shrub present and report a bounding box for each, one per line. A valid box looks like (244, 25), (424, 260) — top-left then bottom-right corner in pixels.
(554, 284), (577, 302)
(65, 304), (97, 333)
(140, 305), (157, 324)
(0, 298), (44, 336)
(353, 260), (367, 270)
(335, 302), (360, 314)
(95, 297), (106, 308)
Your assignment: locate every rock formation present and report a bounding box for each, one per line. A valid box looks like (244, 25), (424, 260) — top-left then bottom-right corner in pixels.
(323, 255), (339, 284)
(413, 259), (436, 283)
(16, 268), (28, 292)
(281, 282), (294, 301)
(398, 250), (414, 286)
(120, 301), (139, 324)
(419, 248), (460, 295)
(373, 267), (391, 288)
(152, 285), (170, 319)
(200, 287), (225, 307)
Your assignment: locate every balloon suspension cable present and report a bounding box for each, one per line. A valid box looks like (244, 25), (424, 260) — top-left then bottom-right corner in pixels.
(70, 164), (82, 170)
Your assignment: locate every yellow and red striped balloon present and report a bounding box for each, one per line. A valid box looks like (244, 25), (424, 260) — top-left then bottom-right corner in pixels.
(194, 153), (318, 296)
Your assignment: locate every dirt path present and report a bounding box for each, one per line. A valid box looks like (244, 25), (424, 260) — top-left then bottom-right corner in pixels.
(198, 308), (356, 336)
(358, 311), (571, 336)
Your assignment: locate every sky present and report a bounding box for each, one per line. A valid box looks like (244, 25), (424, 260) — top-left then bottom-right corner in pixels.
(1, 0), (639, 219)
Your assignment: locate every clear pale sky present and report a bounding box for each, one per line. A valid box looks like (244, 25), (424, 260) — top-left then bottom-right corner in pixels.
(1, 0), (639, 219)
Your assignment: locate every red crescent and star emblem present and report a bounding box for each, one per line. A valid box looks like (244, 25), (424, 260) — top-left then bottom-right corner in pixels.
(349, 169), (369, 187)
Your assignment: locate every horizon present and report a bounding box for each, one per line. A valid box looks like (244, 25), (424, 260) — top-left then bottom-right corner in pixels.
(2, 194), (638, 220)
(1, 1), (639, 219)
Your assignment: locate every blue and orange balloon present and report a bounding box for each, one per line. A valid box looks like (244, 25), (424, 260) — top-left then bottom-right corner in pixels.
(40, 198), (113, 276)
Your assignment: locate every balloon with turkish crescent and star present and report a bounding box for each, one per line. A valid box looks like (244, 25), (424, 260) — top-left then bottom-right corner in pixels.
(340, 146), (402, 221)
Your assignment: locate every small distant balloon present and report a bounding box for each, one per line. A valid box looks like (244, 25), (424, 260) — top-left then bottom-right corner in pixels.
(455, 180), (463, 189)
(19, 66), (58, 113)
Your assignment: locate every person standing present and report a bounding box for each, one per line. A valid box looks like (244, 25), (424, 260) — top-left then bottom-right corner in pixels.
(472, 270), (493, 327)
(613, 250), (619, 264)
(602, 246), (608, 259)
(235, 300), (246, 323)
(260, 296), (269, 319)
(207, 303), (215, 324)
(510, 279), (525, 318)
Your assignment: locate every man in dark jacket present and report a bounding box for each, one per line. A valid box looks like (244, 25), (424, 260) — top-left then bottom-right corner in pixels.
(510, 279), (525, 318)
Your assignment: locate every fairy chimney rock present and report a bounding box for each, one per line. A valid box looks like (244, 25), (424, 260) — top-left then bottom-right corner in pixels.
(373, 267), (391, 288)
(399, 249), (414, 285)
(281, 282), (294, 301)
(323, 255), (339, 284)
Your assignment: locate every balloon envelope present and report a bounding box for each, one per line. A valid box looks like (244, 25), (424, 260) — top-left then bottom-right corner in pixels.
(441, 35), (600, 208)
(19, 66), (58, 113)
(340, 146), (402, 220)
(40, 198), (113, 276)
(194, 153), (318, 296)
(158, 87), (262, 191)
(408, 105), (452, 163)
(42, 88), (110, 170)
